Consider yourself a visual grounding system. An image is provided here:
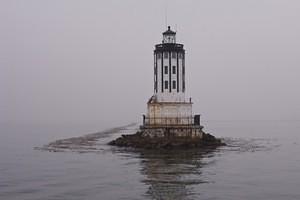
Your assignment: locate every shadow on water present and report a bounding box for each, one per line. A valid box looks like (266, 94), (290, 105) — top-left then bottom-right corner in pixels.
(115, 147), (219, 200)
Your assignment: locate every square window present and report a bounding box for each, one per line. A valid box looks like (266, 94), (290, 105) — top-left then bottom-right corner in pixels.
(164, 66), (168, 74)
(165, 81), (168, 89)
(172, 52), (176, 58)
(172, 66), (176, 74)
(172, 80), (176, 89)
(164, 52), (168, 59)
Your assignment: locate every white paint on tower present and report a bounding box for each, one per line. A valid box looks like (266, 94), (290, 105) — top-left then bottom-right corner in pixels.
(146, 26), (195, 126)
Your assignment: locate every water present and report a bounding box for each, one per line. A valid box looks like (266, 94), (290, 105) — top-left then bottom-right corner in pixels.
(1, 121), (300, 200)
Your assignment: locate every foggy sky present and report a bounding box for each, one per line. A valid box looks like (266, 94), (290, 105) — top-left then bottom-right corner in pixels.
(1, 0), (300, 130)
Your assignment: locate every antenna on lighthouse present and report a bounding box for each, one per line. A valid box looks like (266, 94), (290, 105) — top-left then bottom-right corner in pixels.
(164, 2), (168, 29)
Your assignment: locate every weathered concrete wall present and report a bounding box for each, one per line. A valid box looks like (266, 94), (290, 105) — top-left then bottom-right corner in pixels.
(147, 102), (193, 125)
(141, 126), (203, 139)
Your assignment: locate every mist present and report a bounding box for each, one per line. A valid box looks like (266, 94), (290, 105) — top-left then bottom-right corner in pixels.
(1, 0), (300, 132)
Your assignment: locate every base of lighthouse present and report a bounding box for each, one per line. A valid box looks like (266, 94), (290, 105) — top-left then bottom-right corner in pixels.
(108, 126), (224, 149)
(109, 100), (225, 149)
(139, 125), (203, 139)
(140, 98), (204, 138)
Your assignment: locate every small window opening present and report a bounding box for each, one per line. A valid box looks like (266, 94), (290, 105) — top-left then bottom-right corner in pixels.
(165, 81), (168, 89)
(164, 52), (168, 59)
(164, 66), (168, 74)
(172, 66), (176, 74)
(172, 52), (176, 58)
(172, 80), (176, 89)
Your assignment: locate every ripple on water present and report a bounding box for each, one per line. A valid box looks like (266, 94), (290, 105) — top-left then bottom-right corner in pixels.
(219, 137), (280, 153)
(32, 124), (284, 200)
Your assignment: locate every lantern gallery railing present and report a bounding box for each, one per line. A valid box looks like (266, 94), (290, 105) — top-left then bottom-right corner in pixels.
(142, 115), (201, 126)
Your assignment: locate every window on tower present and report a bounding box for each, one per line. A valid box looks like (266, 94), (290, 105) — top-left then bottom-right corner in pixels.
(172, 81), (176, 89)
(172, 66), (176, 74)
(172, 52), (176, 58)
(164, 52), (168, 59)
(165, 81), (168, 89)
(164, 66), (168, 74)
(157, 53), (161, 59)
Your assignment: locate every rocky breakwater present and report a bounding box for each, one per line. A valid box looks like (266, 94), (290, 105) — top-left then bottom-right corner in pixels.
(109, 127), (225, 149)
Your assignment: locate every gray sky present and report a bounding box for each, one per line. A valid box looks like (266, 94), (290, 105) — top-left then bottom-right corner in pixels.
(1, 0), (300, 129)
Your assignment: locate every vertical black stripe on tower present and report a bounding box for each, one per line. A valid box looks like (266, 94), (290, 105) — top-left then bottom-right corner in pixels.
(155, 53), (158, 93)
(154, 53), (155, 93)
(161, 52), (164, 93)
(169, 51), (171, 92)
(176, 52), (179, 92)
(182, 53), (185, 92)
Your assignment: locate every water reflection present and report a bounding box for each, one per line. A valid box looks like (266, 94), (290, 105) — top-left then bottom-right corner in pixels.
(129, 148), (218, 200)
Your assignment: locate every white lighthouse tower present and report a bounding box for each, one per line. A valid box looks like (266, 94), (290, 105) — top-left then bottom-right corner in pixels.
(109, 26), (223, 148)
(142, 26), (203, 138)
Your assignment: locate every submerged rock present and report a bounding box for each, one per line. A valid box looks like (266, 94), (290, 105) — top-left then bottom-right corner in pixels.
(108, 129), (225, 149)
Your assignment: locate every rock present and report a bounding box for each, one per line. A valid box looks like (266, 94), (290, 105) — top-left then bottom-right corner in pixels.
(108, 130), (225, 149)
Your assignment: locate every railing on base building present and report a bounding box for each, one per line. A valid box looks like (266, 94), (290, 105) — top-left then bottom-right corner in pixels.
(142, 115), (200, 127)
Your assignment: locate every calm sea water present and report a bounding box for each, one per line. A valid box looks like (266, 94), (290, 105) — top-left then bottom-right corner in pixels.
(1, 120), (300, 200)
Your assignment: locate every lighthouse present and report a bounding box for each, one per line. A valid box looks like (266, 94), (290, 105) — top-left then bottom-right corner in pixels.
(142, 26), (203, 138)
(109, 26), (224, 148)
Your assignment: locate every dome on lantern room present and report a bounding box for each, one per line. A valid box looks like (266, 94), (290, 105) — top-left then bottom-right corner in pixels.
(162, 26), (176, 44)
